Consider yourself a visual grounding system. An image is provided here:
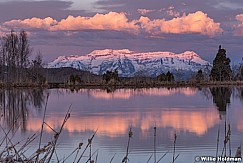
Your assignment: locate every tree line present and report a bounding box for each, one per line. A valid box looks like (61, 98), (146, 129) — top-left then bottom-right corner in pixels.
(0, 30), (45, 85)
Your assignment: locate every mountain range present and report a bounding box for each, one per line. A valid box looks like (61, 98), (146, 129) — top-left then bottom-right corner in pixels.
(47, 49), (212, 78)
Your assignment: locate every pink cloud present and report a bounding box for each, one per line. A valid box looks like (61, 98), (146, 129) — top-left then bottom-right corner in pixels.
(50, 12), (139, 33)
(166, 10), (180, 17)
(1, 11), (222, 37)
(137, 9), (155, 15)
(159, 6), (180, 17)
(139, 11), (223, 36)
(236, 14), (243, 21)
(166, 6), (180, 17)
(234, 14), (243, 36)
(3, 17), (57, 29)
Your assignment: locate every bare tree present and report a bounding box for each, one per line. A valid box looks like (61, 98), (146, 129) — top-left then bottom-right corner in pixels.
(31, 50), (45, 83)
(0, 30), (32, 84)
(18, 30), (32, 83)
(4, 30), (19, 83)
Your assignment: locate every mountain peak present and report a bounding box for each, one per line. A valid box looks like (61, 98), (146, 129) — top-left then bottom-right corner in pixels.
(182, 51), (200, 57)
(89, 49), (134, 57)
(178, 51), (208, 65)
(48, 49), (211, 78)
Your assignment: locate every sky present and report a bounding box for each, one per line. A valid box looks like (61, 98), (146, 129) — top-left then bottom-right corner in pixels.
(0, 0), (243, 63)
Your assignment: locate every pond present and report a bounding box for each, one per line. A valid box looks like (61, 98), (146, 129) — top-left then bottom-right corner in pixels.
(0, 87), (242, 162)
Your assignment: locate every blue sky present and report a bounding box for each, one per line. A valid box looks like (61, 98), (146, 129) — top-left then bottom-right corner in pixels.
(0, 0), (243, 63)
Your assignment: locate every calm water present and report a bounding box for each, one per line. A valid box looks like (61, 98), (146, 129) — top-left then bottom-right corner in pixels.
(0, 87), (242, 162)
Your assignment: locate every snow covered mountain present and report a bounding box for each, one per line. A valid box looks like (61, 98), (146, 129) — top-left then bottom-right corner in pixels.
(47, 49), (211, 77)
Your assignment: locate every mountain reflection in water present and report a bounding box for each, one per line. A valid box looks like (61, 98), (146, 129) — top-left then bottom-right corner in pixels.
(0, 87), (243, 162)
(26, 107), (219, 136)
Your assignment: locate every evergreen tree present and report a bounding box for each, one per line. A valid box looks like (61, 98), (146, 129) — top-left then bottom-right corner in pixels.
(210, 45), (232, 81)
(157, 73), (166, 81)
(240, 67), (243, 79)
(102, 70), (119, 83)
(74, 75), (81, 84)
(68, 74), (82, 85)
(157, 71), (174, 82)
(166, 71), (174, 81)
(69, 74), (75, 84)
(196, 69), (204, 81)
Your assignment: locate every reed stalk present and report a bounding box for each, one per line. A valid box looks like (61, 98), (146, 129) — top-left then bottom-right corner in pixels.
(122, 127), (133, 163)
(172, 132), (177, 163)
(85, 149), (98, 163)
(109, 153), (116, 163)
(147, 154), (152, 163)
(95, 149), (98, 163)
(46, 106), (71, 162)
(224, 120), (226, 163)
(215, 124), (220, 163)
(36, 93), (49, 162)
(62, 142), (83, 162)
(154, 126), (157, 163)
(76, 129), (98, 163)
(157, 150), (169, 163)
(228, 124), (231, 158)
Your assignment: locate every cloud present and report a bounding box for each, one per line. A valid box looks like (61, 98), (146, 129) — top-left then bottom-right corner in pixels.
(234, 14), (243, 36)
(50, 12), (139, 33)
(236, 14), (243, 21)
(166, 10), (180, 17)
(214, 1), (243, 10)
(3, 17), (58, 30)
(0, 0), (84, 23)
(138, 11), (223, 36)
(165, 6), (180, 17)
(139, 6), (180, 17)
(1, 11), (222, 37)
(137, 9), (155, 15)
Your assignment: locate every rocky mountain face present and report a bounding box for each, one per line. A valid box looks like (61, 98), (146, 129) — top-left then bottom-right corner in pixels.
(48, 49), (211, 78)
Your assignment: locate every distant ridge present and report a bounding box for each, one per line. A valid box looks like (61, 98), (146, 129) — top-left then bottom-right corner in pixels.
(48, 49), (211, 77)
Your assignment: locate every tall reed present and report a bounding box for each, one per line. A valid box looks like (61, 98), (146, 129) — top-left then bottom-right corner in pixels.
(122, 127), (133, 163)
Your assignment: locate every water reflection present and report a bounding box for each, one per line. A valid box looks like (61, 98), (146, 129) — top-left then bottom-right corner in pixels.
(70, 87), (198, 100)
(38, 87), (221, 136)
(0, 87), (243, 162)
(0, 89), (47, 131)
(0, 87), (239, 134)
(25, 107), (219, 136)
(233, 87), (243, 100)
(210, 87), (232, 111)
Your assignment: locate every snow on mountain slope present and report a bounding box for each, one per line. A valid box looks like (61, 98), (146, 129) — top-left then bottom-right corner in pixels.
(48, 49), (211, 77)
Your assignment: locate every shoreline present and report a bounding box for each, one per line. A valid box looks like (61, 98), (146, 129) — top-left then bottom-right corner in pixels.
(1, 81), (243, 89)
